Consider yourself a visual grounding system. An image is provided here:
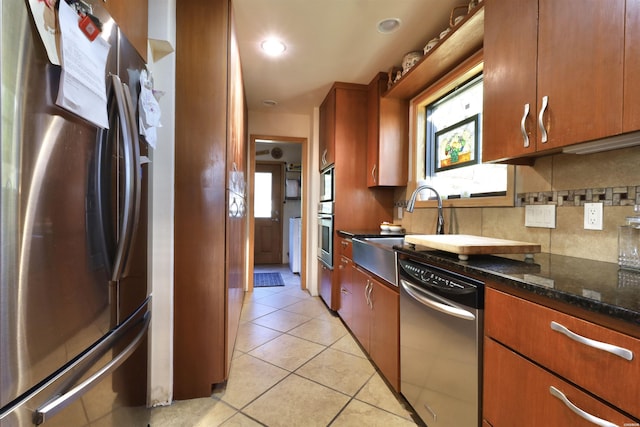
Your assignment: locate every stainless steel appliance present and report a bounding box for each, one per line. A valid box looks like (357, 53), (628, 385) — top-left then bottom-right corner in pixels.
(317, 201), (334, 268)
(1, 1), (151, 425)
(398, 253), (484, 427)
(319, 165), (334, 203)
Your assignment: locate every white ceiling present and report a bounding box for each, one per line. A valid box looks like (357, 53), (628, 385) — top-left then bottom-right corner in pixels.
(232, 0), (465, 115)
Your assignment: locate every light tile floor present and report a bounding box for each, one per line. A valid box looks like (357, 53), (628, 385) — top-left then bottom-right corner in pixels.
(150, 264), (420, 426)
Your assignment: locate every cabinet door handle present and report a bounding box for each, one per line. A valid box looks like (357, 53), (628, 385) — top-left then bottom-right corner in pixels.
(367, 282), (374, 310)
(521, 103), (530, 148)
(322, 149), (327, 166)
(538, 95), (549, 143)
(550, 321), (633, 361)
(549, 386), (618, 427)
(364, 281), (370, 307)
(371, 164), (377, 184)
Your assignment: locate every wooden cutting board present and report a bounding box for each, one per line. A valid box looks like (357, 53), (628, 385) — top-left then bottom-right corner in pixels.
(404, 234), (541, 259)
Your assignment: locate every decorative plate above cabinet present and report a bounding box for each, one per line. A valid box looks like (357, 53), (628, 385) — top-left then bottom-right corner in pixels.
(384, 4), (484, 100)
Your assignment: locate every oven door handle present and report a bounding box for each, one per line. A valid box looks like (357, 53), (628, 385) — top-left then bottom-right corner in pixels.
(400, 279), (476, 321)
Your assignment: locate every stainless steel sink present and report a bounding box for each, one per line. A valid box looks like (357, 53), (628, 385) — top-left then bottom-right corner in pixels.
(351, 237), (404, 285)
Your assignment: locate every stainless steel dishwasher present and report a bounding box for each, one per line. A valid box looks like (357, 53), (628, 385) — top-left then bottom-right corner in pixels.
(398, 253), (484, 427)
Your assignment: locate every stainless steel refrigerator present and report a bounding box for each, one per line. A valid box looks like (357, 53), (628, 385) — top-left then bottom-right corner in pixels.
(1, 1), (151, 425)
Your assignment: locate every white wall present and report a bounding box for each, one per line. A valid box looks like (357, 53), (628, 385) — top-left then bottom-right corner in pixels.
(146, 0), (175, 407)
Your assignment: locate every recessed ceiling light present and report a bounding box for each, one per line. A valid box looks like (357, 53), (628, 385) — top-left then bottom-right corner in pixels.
(262, 99), (278, 107)
(260, 38), (286, 56)
(377, 18), (401, 34)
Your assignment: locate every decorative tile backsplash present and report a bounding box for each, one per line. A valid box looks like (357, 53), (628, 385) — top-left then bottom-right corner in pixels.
(517, 186), (640, 207)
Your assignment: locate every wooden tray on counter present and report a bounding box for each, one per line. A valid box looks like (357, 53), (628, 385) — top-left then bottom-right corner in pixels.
(404, 234), (541, 260)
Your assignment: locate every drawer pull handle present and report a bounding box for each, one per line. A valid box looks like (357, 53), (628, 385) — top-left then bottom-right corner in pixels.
(550, 321), (633, 361)
(549, 386), (618, 427)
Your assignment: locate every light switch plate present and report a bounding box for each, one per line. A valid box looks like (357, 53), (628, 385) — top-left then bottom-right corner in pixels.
(584, 202), (603, 230)
(525, 205), (556, 228)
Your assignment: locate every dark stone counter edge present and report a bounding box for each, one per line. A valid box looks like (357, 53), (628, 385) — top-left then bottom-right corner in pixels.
(337, 230), (405, 239)
(393, 246), (640, 330)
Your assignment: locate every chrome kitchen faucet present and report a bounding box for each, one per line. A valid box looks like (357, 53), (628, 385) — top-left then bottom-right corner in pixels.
(406, 185), (445, 234)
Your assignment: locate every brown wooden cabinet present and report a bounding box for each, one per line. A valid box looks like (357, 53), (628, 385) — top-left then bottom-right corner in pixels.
(624, 0), (640, 132)
(317, 83), (394, 310)
(484, 338), (636, 426)
(102, 0), (148, 61)
(337, 254), (353, 325)
(337, 237), (354, 322)
(484, 288), (640, 425)
(347, 266), (400, 391)
(318, 88), (336, 170)
(319, 259), (333, 309)
(367, 73), (408, 187)
(368, 274), (400, 391)
(350, 266), (372, 353)
(174, 0), (247, 400)
(483, 0), (625, 163)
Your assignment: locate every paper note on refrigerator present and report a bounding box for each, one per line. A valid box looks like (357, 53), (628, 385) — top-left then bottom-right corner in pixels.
(56, 0), (110, 129)
(27, 0), (60, 65)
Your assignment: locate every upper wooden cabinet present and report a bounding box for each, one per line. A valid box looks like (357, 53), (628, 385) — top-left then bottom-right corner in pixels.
(367, 73), (408, 187)
(624, 0), (640, 132)
(318, 88), (336, 170)
(102, 0), (148, 61)
(483, 0), (625, 163)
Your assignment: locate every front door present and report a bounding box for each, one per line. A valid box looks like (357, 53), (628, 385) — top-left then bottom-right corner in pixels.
(254, 162), (283, 264)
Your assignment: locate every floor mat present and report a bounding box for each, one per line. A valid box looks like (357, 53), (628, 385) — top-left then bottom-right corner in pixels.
(253, 272), (285, 287)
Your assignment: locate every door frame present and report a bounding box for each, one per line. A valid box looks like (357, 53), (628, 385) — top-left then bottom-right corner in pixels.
(248, 135), (308, 291)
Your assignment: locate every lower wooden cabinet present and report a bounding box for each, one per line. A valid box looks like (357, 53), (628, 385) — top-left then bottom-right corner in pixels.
(346, 266), (400, 391)
(484, 338), (636, 426)
(484, 287), (640, 425)
(351, 267), (371, 353)
(368, 275), (400, 390)
(337, 255), (353, 326)
(318, 260), (333, 308)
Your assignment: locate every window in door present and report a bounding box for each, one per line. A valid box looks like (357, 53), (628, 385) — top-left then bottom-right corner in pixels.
(254, 172), (272, 218)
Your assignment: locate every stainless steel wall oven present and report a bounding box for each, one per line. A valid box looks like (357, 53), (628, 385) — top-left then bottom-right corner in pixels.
(319, 165), (334, 202)
(317, 201), (334, 268)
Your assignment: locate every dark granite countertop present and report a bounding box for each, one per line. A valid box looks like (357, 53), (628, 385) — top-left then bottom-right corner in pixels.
(337, 229), (406, 239)
(394, 243), (640, 331)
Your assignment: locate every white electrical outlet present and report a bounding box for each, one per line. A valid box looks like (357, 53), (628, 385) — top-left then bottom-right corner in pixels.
(584, 202), (603, 230)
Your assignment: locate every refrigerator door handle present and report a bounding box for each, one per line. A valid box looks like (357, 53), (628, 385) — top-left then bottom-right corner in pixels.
(109, 75), (140, 282)
(120, 82), (142, 277)
(33, 308), (151, 425)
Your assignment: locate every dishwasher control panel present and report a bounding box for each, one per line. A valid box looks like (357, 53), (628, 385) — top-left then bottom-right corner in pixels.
(399, 258), (482, 291)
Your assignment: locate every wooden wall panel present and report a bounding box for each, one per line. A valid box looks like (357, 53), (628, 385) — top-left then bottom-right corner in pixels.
(174, 0), (231, 399)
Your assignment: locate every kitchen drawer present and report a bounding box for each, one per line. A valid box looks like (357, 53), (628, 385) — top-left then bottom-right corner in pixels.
(338, 237), (352, 259)
(485, 288), (640, 418)
(484, 338), (637, 426)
